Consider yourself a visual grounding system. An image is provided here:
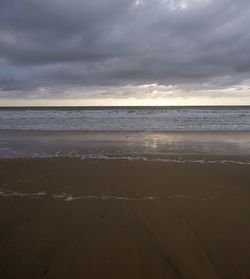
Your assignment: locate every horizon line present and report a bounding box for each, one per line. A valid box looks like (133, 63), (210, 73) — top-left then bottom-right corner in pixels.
(0, 105), (250, 109)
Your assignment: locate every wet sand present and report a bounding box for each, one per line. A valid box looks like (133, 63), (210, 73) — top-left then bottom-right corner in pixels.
(1, 130), (250, 158)
(0, 158), (250, 278)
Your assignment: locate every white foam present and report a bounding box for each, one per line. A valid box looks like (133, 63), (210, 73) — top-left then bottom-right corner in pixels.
(80, 155), (250, 165)
(168, 194), (208, 201)
(64, 195), (83, 202)
(0, 189), (223, 203)
(52, 192), (67, 199)
(0, 187), (224, 203)
(0, 188), (158, 202)
(0, 189), (47, 198)
(34, 192), (47, 196)
(64, 194), (158, 202)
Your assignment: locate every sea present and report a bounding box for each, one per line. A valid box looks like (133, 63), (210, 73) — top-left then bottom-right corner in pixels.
(1, 106), (250, 161)
(0, 106), (250, 131)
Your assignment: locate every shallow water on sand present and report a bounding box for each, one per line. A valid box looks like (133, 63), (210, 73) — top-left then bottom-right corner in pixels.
(1, 130), (250, 162)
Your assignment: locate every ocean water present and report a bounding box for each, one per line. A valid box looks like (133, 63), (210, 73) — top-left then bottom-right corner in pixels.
(1, 107), (250, 160)
(0, 106), (250, 131)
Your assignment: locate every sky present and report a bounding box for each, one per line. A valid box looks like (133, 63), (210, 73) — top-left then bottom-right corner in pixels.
(1, 0), (250, 106)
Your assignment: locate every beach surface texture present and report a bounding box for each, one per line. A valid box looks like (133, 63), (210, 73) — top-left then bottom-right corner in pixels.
(1, 157), (250, 279)
(1, 107), (250, 278)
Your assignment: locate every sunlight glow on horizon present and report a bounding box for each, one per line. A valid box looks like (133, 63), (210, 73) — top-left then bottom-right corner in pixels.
(1, 96), (250, 107)
(1, 82), (250, 106)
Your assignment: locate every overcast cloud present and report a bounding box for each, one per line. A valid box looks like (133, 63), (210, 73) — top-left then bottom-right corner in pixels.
(0, 0), (250, 102)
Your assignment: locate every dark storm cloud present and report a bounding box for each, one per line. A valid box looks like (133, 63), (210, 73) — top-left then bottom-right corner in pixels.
(1, 0), (250, 97)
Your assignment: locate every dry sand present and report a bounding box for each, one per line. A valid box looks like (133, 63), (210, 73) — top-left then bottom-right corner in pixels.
(0, 158), (250, 279)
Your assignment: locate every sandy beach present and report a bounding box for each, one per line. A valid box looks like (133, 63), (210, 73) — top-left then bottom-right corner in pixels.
(1, 0), (250, 275)
(0, 158), (250, 278)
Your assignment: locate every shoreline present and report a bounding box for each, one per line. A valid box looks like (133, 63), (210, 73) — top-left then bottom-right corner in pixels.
(1, 154), (250, 163)
(1, 130), (250, 159)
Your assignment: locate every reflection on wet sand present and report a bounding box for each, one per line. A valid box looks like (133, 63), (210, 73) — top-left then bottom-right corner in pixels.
(1, 130), (250, 158)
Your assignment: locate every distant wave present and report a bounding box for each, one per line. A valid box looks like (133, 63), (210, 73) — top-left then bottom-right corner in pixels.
(0, 107), (250, 131)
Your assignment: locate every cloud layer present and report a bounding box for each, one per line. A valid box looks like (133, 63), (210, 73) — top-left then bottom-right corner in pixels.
(1, 0), (250, 101)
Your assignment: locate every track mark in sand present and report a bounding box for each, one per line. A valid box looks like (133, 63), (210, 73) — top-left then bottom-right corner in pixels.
(133, 210), (182, 279)
(158, 248), (182, 279)
(39, 247), (59, 279)
(185, 219), (220, 279)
